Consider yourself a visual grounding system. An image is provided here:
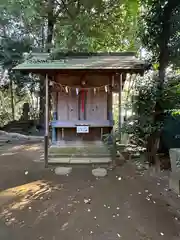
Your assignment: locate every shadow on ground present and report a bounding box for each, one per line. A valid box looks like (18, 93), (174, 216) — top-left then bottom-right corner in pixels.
(0, 143), (179, 240)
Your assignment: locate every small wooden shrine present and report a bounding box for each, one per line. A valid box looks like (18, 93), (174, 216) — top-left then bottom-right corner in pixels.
(14, 52), (148, 166)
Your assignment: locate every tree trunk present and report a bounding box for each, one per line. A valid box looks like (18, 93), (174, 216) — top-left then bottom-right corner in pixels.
(146, 1), (179, 167)
(10, 78), (14, 121)
(46, 0), (55, 51)
(39, 76), (45, 124)
(39, 0), (55, 125)
(146, 132), (160, 167)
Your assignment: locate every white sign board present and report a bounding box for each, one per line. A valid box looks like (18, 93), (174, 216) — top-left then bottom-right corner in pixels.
(76, 125), (89, 133)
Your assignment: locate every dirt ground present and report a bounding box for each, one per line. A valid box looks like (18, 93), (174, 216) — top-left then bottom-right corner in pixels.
(0, 143), (180, 240)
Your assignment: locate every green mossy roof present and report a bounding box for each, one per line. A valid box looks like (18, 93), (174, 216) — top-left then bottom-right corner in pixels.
(13, 52), (149, 73)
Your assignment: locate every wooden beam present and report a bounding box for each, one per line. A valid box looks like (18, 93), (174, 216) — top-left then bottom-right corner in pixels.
(44, 74), (49, 168)
(84, 90), (87, 120)
(52, 92), (57, 144)
(118, 74), (122, 141)
(18, 69), (146, 76)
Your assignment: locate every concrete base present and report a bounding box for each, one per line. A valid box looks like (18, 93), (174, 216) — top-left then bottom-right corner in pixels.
(49, 141), (110, 156)
(169, 171), (180, 194)
(169, 148), (180, 172)
(92, 168), (107, 177)
(45, 141), (112, 165)
(55, 167), (72, 176)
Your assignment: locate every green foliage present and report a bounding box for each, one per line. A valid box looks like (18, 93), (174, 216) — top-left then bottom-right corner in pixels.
(0, 88), (30, 126)
(0, 37), (31, 68)
(0, 0), (142, 126)
(1, 0), (141, 53)
(0, 36), (35, 92)
(122, 72), (180, 146)
(140, 0), (180, 66)
(54, 0), (141, 51)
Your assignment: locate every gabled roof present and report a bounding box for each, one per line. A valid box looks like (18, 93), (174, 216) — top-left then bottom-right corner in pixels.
(13, 52), (149, 73)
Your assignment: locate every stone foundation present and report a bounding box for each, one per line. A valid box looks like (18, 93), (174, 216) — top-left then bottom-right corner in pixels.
(48, 141), (112, 164)
(169, 171), (180, 194)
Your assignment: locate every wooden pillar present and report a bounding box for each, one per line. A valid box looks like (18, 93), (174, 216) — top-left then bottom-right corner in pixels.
(107, 76), (113, 122)
(118, 74), (122, 140)
(52, 92), (57, 144)
(44, 74), (49, 168)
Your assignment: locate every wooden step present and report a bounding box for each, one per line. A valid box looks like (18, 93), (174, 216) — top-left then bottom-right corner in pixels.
(48, 153), (111, 158)
(48, 157), (111, 164)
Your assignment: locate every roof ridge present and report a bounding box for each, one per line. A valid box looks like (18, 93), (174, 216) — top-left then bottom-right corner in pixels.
(26, 51), (136, 59)
(50, 51), (136, 59)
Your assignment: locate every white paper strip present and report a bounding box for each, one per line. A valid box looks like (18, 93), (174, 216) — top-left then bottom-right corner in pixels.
(76, 88), (79, 95)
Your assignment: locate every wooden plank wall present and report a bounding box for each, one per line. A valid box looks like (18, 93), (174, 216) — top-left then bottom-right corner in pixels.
(57, 92), (78, 120)
(86, 90), (107, 120)
(57, 91), (107, 120)
(56, 74), (111, 121)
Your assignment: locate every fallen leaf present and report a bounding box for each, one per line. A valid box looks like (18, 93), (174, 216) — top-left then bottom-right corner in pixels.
(61, 222), (69, 231)
(117, 233), (121, 238)
(84, 199), (91, 204)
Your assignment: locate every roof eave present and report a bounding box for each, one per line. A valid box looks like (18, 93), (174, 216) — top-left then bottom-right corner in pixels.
(13, 67), (147, 75)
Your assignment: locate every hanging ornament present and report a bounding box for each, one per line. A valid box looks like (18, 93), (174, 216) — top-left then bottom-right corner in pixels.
(49, 80), (53, 86)
(52, 81), (113, 93)
(76, 88), (79, 95)
(81, 80), (86, 86)
(93, 88), (96, 95)
(65, 86), (68, 93)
